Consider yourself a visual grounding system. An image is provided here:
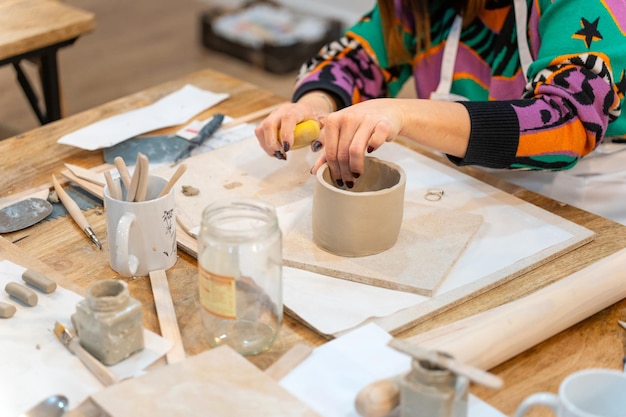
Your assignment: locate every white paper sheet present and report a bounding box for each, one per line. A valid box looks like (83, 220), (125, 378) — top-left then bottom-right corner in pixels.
(278, 146), (577, 336)
(172, 136), (583, 337)
(0, 261), (172, 415)
(280, 323), (506, 417)
(283, 267), (423, 335)
(57, 85), (229, 150)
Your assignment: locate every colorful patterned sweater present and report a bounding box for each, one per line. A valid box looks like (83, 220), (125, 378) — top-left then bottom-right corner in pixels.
(292, 0), (626, 170)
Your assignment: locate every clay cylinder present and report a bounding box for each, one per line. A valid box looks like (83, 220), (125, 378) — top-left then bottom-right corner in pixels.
(312, 157), (406, 257)
(72, 279), (144, 365)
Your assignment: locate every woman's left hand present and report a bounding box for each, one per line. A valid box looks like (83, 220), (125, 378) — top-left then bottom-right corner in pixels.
(311, 98), (403, 187)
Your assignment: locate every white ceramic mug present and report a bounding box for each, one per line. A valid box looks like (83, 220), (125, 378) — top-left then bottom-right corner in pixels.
(515, 368), (626, 417)
(104, 175), (177, 277)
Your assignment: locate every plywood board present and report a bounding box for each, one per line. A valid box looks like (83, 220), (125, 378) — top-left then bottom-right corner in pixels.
(152, 137), (595, 337)
(153, 140), (485, 296)
(283, 202), (484, 296)
(91, 345), (320, 417)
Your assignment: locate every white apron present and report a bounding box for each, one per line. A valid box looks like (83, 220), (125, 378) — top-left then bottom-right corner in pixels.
(431, 0), (626, 225)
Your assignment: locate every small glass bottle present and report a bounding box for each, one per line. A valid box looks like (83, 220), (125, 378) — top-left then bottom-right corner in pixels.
(198, 198), (283, 355)
(72, 279), (144, 365)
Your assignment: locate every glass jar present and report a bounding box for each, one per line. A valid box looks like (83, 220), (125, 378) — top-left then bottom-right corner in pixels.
(72, 279), (144, 365)
(198, 198), (283, 355)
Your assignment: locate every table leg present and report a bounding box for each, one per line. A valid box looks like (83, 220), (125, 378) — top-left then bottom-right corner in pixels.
(39, 49), (62, 123)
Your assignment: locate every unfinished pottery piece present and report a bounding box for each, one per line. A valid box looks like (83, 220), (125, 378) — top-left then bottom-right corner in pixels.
(312, 157), (406, 257)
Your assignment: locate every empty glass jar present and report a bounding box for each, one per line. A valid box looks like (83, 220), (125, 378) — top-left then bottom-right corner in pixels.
(197, 198), (283, 355)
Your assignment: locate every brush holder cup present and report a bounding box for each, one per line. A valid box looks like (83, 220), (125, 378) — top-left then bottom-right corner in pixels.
(312, 157), (406, 257)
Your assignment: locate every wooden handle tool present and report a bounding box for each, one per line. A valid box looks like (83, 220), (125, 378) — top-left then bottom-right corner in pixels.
(355, 247), (626, 417)
(54, 322), (117, 386)
(103, 170), (122, 200)
(134, 153), (150, 202)
(125, 152), (148, 202)
(51, 174), (102, 250)
(149, 269), (186, 364)
(113, 156), (132, 192)
(158, 163), (187, 198)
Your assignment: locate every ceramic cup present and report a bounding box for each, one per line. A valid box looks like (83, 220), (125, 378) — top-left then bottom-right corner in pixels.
(514, 368), (626, 417)
(104, 175), (177, 277)
(312, 157), (406, 257)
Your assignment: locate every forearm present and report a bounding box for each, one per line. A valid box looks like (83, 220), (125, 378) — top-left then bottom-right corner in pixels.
(395, 99), (471, 159)
(296, 91), (337, 115)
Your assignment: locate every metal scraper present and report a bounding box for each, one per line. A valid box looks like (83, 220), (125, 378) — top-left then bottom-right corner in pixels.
(0, 197), (53, 233)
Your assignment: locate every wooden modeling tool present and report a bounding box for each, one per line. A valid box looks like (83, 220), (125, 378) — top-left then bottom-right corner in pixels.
(53, 322), (117, 386)
(51, 174), (102, 250)
(158, 163), (187, 198)
(64, 163), (105, 187)
(125, 153), (143, 202)
(103, 170), (122, 200)
(134, 153), (150, 202)
(113, 156), (132, 192)
(149, 269), (185, 364)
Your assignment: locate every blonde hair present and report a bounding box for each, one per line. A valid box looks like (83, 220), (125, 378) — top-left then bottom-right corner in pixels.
(378, 0), (486, 65)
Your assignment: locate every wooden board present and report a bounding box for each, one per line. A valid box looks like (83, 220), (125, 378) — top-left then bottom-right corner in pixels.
(152, 137), (595, 337)
(90, 345), (320, 417)
(0, 235), (83, 295)
(153, 139), (485, 295)
(283, 201), (484, 296)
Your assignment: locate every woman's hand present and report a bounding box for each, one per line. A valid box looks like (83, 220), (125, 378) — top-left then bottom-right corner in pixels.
(255, 92), (335, 160)
(311, 98), (403, 188)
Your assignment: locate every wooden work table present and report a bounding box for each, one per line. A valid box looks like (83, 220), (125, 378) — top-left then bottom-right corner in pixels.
(0, 0), (95, 124)
(1, 68), (625, 417)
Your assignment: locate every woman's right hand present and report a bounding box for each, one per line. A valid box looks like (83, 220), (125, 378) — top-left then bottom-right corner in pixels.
(255, 92), (335, 160)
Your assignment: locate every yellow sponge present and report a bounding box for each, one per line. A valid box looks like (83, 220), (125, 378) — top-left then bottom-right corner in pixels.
(292, 120), (321, 149)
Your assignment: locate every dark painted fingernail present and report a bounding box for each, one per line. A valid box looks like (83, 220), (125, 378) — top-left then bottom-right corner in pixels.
(274, 150), (286, 160)
(367, 146), (375, 153)
(283, 141), (290, 152)
(346, 181), (354, 189)
(335, 179), (344, 187)
(311, 140), (323, 152)
(351, 172), (361, 178)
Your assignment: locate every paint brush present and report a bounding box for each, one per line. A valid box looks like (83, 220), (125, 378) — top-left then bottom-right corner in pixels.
(53, 322), (117, 386)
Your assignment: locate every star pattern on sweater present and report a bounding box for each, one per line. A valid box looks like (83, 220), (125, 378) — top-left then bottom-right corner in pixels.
(572, 17), (603, 48)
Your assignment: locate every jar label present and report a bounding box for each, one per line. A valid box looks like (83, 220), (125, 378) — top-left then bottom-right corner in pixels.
(199, 266), (237, 319)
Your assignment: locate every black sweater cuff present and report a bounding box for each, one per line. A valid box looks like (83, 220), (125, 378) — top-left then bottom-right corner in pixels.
(292, 82), (349, 110)
(447, 101), (520, 168)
